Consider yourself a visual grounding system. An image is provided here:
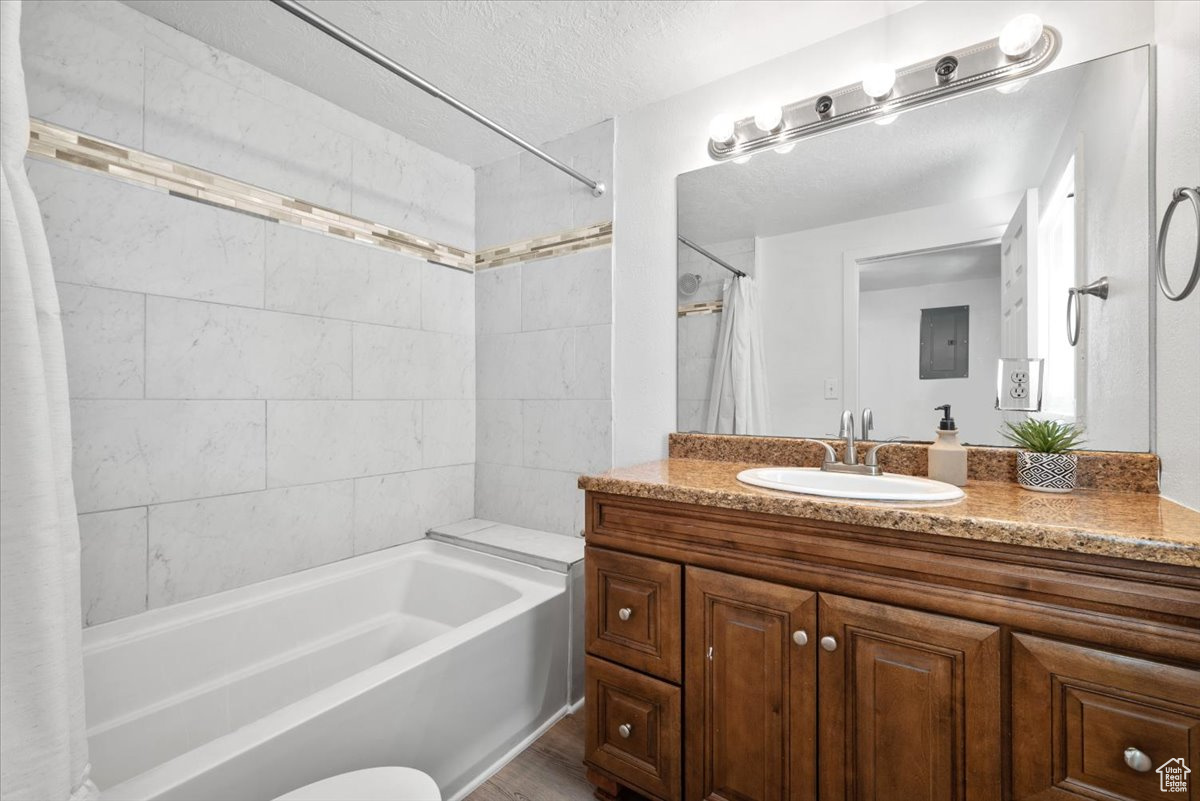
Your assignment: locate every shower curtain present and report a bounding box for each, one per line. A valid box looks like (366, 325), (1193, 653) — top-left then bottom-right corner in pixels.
(706, 276), (771, 435)
(0, 3), (99, 799)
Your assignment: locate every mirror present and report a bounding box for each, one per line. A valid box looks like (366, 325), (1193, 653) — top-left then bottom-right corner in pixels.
(677, 46), (1151, 450)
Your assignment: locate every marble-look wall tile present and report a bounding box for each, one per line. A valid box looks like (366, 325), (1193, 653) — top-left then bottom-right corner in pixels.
(678, 357), (716, 401)
(71, 400), (265, 513)
(678, 399), (708, 433)
(477, 329), (574, 400)
(477, 399), (523, 466)
(143, 51), (353, 211)
(79, 507), (147, 626)
(476, 265), (522, 334)
(422, 400), (475, 468)
(475, 463), (583, 537)
(264, 225), (421, 328)
(352, 138), (474, 250)
(21, 0), (144, 147)
(353, 465), (474, 554)
(421, 263), (474, 335)
(544, 120), (615, 232)
(571, 324), (613, 401)
(58, 283), (144, 399)
(524, 400), (612, 473)
(521, 248), (612, 331)
(353, 325), (474, 400)
(30, 161), (265, 307)
(266, 401), (422, 487)
(148, 481), (355, 606)
(146, 298), (352, 400)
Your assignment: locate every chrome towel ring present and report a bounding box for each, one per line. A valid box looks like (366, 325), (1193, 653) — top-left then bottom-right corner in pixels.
(1067, 276), (1109, 347)
(1157, 186), (1200, 302)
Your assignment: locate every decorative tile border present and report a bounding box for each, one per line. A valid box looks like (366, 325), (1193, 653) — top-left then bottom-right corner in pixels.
(668, 433), (1161, 494)
(474, 221), (612, 270)
(678, 300), (723, 317)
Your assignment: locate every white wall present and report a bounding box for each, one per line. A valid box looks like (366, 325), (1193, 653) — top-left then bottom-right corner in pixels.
(1154, 0), (1200, 510)
(860, 278), (1004, 444)
(22, 0), (477, 624)
(613, 0), (1160, 467)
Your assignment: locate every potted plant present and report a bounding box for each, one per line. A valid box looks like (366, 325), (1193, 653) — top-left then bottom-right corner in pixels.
(1000, 419), (1087, 493)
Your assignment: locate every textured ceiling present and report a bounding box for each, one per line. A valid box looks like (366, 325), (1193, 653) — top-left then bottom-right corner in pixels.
(120, 0), (921, 167)
(677, 61), (1089, 242)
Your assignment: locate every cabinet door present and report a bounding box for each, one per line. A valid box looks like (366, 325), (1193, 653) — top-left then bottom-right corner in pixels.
(818, 594), (1002, 801)
(685, 567), (817, 801)
(1012, 634), (1200, 801)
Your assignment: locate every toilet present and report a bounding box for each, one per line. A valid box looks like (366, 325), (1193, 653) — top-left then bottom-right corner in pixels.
(272, 767), (441, 801)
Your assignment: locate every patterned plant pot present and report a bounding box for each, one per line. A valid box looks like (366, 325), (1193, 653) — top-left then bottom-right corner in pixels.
(1017, 451), (1078, 493)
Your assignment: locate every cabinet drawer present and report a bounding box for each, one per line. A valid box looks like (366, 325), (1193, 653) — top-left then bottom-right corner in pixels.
(585, 656), (681, 801)
(1012, 634), (1200, 801)
(586, 547), (682, 682)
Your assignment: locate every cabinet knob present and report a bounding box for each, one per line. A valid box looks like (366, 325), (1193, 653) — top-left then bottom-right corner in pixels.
(618, 723), (633, 739)
(618, 607), (633, 621)
(792, 630), (809, 646)
(820, 635), (838, 652)
(1123, 747), (1153, 772)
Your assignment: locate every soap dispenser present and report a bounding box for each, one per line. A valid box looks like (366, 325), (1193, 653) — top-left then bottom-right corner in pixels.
(928, 404), (967, 486)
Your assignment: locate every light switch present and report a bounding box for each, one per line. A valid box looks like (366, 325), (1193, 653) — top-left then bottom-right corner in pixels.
(824, 378), (840, 399)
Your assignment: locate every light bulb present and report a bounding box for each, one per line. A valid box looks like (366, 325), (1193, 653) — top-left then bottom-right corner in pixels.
(753, 104), (783, 132)
(708, 114), (735, 144)
(861, 63), (896, 101)
(999, 14), (1043, 58)
(995, 78), (1030, 95)
(733, 154), (752, 164)
(874, 114), (897, 126)
(775, 142), (795, 154)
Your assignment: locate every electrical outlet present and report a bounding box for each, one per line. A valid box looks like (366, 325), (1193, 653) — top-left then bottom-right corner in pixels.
(996, 358), (1044, 411)
(1009, 384), (1029, 399)
(823, 378), (840, 400)
(1010, 370), (1029, 384)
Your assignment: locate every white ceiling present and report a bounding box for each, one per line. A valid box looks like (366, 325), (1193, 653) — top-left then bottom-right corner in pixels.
(859, 242), (1000, 292)
(121, 0), (921, 167)
(677, 61), (1088, 242)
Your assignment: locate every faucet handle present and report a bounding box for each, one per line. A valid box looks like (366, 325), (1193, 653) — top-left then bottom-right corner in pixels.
(864, 436), (909, 467)
(805, 439), (838, 465)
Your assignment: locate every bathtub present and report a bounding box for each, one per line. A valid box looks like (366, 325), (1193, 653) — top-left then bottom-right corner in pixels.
(82, 540), (571, 801)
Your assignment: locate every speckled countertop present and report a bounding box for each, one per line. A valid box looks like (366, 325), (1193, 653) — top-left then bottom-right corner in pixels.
(579, 459), (1200, 568)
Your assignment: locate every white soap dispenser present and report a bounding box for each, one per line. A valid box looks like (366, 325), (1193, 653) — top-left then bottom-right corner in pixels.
(928, 404), (967, 486)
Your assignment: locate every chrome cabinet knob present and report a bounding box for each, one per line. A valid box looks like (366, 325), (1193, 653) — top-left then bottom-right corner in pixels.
(820, 635), (838, 652)
(618, 723), (632, 739)
(618, 607), (633, 621)
(792, 630), (809, 646)
(1124, 747), (1153, 772)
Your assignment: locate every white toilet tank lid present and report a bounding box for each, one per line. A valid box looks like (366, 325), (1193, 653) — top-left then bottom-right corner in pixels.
(272, 767), (441, 801)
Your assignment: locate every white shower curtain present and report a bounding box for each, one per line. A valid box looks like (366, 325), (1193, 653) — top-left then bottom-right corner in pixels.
(706, 276), (771, 435)
(0, 3), (99, 799)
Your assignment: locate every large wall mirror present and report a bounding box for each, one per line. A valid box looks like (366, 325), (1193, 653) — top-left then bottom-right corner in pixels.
(676, 46), (1152, 450)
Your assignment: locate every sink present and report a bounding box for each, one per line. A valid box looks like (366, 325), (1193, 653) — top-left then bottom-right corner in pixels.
(737, 467), (965, 502)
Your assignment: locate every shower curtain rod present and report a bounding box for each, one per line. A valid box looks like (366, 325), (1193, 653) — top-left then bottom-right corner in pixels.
(678, 236), (747, 278)
(269, 0), (606, 197)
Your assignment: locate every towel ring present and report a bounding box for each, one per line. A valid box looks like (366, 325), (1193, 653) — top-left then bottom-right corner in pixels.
(1156, 186), (1200, 302)
(1066, 276), (1108, 347)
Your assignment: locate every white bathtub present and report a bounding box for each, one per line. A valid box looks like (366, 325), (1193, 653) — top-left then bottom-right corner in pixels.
(83, 540), (571, 801)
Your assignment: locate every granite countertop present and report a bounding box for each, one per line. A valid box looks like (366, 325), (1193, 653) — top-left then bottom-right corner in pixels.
(579, 458), (1200, 568)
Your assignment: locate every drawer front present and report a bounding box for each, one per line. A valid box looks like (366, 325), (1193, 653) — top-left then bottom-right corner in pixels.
(586, 547), (682, 682)
(585, 656), (681, 801)
(1012, 634), (1200, 801)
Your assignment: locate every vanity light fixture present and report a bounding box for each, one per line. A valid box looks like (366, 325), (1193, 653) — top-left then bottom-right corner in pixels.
(775, 143), (796, 154)
(707, 15), (1059, 162)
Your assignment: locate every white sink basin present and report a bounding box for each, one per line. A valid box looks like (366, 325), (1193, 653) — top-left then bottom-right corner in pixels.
(737, 467), (965, 502)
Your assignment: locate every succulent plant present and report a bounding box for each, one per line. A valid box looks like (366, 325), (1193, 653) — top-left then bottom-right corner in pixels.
(1000, 419), (1086, 454)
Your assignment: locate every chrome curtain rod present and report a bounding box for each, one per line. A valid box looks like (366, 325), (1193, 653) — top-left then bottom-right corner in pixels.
(268, 0), (606, 197)
(678, 236), (747, 278)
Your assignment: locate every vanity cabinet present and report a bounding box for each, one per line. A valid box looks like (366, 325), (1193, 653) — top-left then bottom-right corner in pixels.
(582, 492), (1200, 801)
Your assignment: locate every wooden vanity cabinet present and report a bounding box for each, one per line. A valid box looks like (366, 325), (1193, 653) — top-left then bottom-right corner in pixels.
(582, 492), (1200, 801)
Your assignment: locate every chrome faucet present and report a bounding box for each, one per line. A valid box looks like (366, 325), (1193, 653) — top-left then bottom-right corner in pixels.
(808, 408), (895, 477)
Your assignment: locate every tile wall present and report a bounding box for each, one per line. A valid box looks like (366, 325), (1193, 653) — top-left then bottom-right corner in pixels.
(22, 0), (476, 624)
(474, 121), (615, 536)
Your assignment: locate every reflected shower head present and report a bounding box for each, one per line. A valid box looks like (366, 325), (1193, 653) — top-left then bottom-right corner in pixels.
(678, 273), (702, 296)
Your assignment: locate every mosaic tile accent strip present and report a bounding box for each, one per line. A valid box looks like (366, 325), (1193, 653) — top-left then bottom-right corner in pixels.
(678, 300), (724, 317)
(474, 221), (612, 270)
(26, 119), (475, 271)
(668, 433), (1161, 494)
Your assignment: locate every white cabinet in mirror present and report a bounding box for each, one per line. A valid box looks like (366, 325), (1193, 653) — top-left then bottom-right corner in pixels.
(676, 46), (1152, 452)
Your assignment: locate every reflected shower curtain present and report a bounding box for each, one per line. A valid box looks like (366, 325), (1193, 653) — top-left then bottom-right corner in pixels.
(1, 2), (99, 799)
(706, 276), (770, 434)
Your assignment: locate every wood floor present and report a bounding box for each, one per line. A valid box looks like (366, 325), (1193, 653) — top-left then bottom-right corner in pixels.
(465, 713), (651, 801)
